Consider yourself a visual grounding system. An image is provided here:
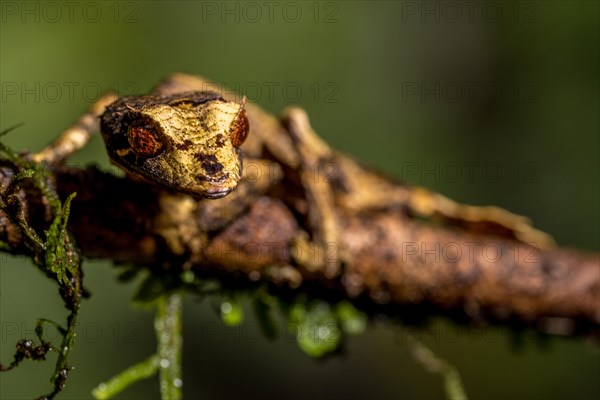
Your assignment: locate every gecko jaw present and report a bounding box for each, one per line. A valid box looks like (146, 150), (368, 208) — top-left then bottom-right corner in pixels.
(201, 187), (233, 199)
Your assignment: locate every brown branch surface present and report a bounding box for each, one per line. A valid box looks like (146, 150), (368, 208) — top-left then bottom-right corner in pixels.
(1, 161), (599, 337)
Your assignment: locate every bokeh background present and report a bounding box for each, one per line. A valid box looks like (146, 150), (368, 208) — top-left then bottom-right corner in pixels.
(1, 1), (598, 399)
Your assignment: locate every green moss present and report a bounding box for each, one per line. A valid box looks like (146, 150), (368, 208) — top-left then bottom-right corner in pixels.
(0, 130), (83, 399)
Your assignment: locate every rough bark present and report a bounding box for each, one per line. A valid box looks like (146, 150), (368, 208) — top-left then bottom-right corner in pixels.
(1, 161), (598, 337)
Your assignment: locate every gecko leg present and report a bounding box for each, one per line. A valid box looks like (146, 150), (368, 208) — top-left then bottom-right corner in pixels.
(319, 155), (555, 248)
(407, 187), (556, 248)
(290, 137), (555, 248)
(31, 93), (117, 164)
(281, 107), (342, 278)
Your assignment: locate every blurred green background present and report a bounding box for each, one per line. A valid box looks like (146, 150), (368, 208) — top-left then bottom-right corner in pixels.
(1, 1), (598, 399)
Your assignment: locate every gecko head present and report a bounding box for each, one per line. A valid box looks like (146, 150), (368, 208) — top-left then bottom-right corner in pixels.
(100, 91), (249, 199)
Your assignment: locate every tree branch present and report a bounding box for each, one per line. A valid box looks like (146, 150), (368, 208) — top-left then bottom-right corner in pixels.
(1, 160), (598, 337)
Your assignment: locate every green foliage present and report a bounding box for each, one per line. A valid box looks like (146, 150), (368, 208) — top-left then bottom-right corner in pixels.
(406, 335), (468, 400)
(92, 355), (159, 400)
(289, 300), (342, 358)
(0, 130), (83, 399)
(252, 293), (279, 341)
(92, 293), (183, 400)
(335, 301), (367, 335)
(444, 368), (468, 400)
(220, 295), (244, 326)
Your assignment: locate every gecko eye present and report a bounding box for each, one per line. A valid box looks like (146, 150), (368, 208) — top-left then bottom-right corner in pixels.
(228, 110), (249, 148)
(127, 123), (165, 158)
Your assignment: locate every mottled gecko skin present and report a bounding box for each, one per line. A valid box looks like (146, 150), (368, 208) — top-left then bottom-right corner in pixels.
(100, 91), (248, 199)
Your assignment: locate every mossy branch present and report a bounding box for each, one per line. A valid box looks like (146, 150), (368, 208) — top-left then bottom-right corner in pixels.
(0, 131), (83, 399)
(1, 128), (598, 399)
